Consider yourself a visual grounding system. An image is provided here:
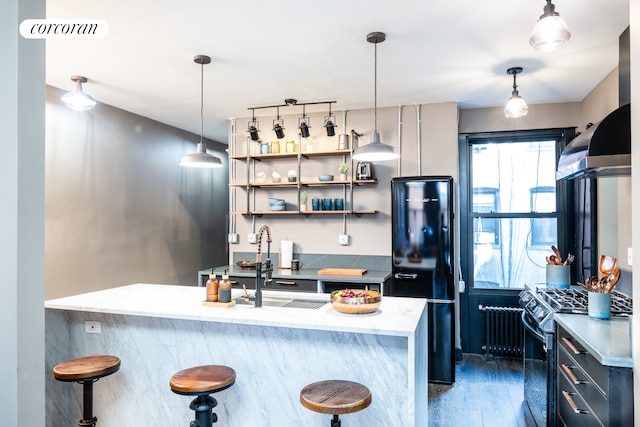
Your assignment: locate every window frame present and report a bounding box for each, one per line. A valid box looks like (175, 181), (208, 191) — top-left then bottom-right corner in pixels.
(458, 128), (576, 291)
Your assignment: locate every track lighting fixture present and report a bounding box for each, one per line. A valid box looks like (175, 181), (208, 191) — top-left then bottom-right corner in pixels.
(529, 0), (571, 52)
(248, 109), (260, 141)
(324, 103), (336, 137)
(180, 55), (223, 168)
(504, 67), (529, 118)
(61, 75), (97, 111)
(273, 107), (285, 139)
(298, 105), (311, 138)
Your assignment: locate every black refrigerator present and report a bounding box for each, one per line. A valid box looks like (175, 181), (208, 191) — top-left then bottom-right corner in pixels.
(391, 176), (455, 384)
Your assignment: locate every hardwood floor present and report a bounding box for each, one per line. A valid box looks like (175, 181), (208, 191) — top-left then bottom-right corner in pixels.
(428, 354), (533, 427)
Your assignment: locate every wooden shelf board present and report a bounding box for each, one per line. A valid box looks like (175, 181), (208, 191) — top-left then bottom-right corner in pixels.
(300, 149), (351, 158)
(301, 179), (377, 186)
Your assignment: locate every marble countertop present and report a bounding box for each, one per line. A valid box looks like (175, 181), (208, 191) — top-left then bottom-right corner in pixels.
(555, 313), (632, 368)
(202, 265), (392, 283)
(45, 283), (426, 337)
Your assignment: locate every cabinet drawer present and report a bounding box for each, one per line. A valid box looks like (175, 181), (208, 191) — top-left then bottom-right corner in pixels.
(558, 327), (607, 395)
(229, 276), (256, 289)
(231, 276), (317, 292)
(558, 346), (607, 425)
(558, 372), (605, 427)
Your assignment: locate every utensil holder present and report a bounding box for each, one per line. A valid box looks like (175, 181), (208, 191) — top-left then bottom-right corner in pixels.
(545, 264), (570, 288)
(588, 292), (611, 319)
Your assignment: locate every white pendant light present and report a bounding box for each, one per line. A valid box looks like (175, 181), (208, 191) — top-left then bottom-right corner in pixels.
(529, 0), (571, 52)
(352, 31), (399, 162)
(180, 55), (223, 168)
(61, 75), (97, 111)
(504, 67), (529, 118)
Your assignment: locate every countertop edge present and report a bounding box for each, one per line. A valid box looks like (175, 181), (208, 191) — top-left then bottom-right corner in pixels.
(45, 283), (425, 338)
(555, 313), (633, 368)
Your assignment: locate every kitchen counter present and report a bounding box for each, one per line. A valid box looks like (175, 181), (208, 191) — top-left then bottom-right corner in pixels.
(554, 313), (632, 368)
(45, 284), (428, 426)
(206, 265), (392, 283)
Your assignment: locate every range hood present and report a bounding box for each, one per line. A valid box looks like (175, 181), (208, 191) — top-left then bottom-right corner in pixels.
(556, 103), (631, 180)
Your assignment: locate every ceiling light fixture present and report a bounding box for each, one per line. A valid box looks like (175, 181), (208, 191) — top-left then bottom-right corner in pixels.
(273, 106), (285, 139)
(324, 103), (336, 137)
(504, 67), (529, 118)
(180, 55), (223, 168)
(529, 0), (571, 52)
(61, 75), (97, 111)
(248, 108), (260, 141)
(353, 32), (399, 162)
(298, 104), (311, 138)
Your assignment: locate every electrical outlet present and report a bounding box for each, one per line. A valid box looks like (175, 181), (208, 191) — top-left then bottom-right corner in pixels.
(85, 321), (101, 334)
(248, 233), (257, 244)
(228, 233), (239, 244)
(338, 234), (350, 245)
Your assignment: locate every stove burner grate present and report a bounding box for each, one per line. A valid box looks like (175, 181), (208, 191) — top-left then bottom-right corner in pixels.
(536, 287), (632, 316)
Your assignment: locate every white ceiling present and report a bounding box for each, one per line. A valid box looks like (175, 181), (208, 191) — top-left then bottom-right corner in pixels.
(46, 0), (629, 144)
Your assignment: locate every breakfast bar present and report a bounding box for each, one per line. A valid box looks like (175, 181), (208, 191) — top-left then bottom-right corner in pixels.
(45, 283), (428, 426)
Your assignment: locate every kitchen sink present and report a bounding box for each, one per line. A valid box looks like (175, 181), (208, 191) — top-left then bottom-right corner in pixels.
(233, 296), (328, 309)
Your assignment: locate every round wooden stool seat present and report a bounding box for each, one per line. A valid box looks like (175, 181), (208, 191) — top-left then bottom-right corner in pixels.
(53, 355), (121, 382)
(300, 380), (371, 415)
(53, 355), (121, 427)
(170, 365), (236, 396)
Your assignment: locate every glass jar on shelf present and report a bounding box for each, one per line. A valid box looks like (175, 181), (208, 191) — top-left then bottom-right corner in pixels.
(260, 141), (270, 154)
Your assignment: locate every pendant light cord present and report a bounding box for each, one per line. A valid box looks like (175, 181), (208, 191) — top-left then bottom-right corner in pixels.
(200, 60), (204, 144)
(374, 40), (378, 132)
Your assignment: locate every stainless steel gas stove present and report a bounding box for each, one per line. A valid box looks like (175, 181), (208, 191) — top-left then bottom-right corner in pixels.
(521, 286), (632, 332)
(519, 285), (632, 427)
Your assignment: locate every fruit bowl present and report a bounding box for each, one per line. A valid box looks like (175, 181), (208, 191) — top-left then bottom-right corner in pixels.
(236, 260), (257, 269)
(330, 289), (381, 314)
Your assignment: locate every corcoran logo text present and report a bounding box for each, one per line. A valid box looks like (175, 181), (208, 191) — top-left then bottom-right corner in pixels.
(20, 19), (109, 39)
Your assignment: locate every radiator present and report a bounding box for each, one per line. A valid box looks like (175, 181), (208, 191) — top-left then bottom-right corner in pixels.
(480, 305), (524, 359)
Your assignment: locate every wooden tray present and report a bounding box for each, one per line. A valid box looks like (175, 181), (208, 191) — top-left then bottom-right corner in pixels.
(201, 300), (236, 308)
(317, 268), (368, 276)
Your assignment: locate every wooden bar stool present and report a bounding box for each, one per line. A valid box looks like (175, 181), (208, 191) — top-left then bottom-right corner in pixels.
(300, 380), (372, 427)
(53, 355), (121, 427)
(170, 365), (236, 426)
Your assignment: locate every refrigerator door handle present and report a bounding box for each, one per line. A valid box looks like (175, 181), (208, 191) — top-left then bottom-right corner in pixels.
(427, 298), (455, 304)
(394, 272), (418, 280)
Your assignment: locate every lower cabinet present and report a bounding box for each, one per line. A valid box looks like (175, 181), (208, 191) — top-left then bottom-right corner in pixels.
(229, 276), (318, 292)
(556, 325), (633, 427)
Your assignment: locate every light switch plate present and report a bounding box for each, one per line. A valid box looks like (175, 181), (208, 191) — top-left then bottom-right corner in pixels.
(248, 233), (257, 244)
(228, 233), (239, 244)
(338, 234), (350, 245)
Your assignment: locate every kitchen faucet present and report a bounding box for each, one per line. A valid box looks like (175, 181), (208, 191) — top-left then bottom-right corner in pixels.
(254, 225), (273, 307)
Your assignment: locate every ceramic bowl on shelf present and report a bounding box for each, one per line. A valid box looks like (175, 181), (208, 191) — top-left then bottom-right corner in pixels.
(330, 289), (381, 314)
(318, 175), (334, 181)
(268, 198), (285, 205)
(236, 260), (257, 269)
(269, 205), (286, 211)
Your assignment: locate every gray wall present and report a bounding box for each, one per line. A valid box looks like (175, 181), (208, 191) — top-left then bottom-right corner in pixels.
(45, 86), (229, 299)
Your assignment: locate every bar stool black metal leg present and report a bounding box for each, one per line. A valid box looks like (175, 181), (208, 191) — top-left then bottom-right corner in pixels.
(330, 414), (341, 427)
(78, 380), (98, 427)
(189, 394), (218, 426)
